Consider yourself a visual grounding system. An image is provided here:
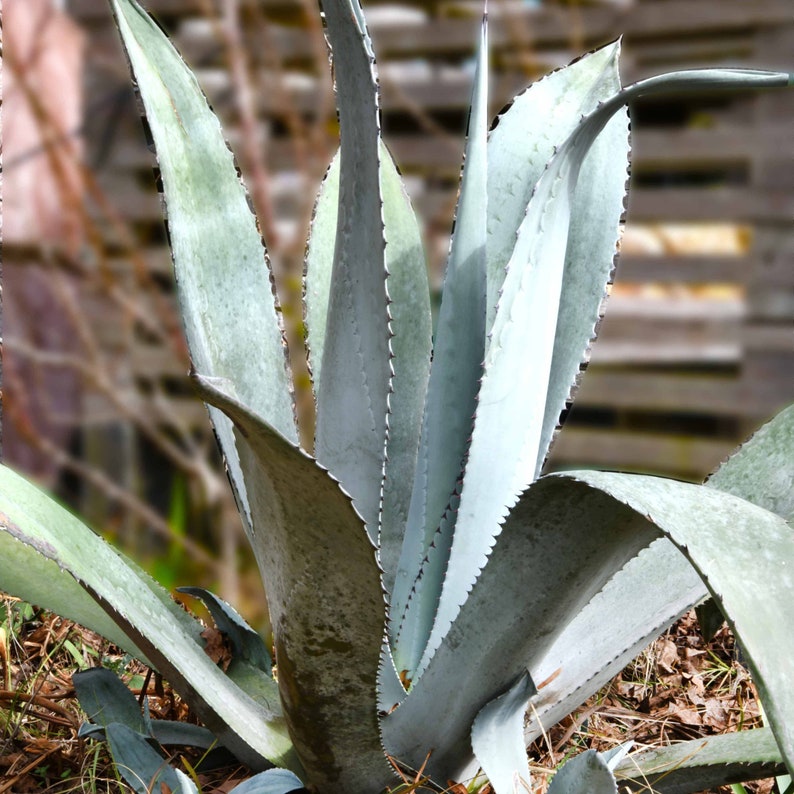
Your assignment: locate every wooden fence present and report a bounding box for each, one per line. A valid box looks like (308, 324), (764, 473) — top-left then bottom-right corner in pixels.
(16, 0), (794, 497)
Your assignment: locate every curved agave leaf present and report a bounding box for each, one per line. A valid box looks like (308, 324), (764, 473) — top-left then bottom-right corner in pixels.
(707, 402), (794, 521)
(227, 769), (306, 794)
(614, 727), (786, 793)
(420, 65), (791, 684)
(75, 667), (218, 750)
(699, 403), (794, 638)
(383, 473), (793, 783)
(177, 586), (272, 675)
(390, 12), (490, 676)
(105, 722), (181, 794)
(193, 375), (391, 793)
(526, 402), (794, 747)
(471, 671), (536, 794)
(314, 0), (390, 538)
(304, 154), (338, 387)
(383, 476), (656, 782)
(148, 721), (218, 749)
(108, 0), (298, 542)
(573, 470), (794, 772)
(304, 141), (432, 590)
(547, 750), (617, 794)
(74, 667), (151, 736)
(486, 40), (624, 338)
(0, 465), (296, 772)
(524, 538), (704, 747)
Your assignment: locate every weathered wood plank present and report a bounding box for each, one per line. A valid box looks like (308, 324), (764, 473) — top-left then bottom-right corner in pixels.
(548, 427), (737, 479)
(106, 125), (793, 179)
(574, 370), (792, 417)
(627, 187), (794, 223)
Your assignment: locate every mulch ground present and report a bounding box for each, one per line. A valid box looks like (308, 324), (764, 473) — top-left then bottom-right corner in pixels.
(0, 595), (775, 793)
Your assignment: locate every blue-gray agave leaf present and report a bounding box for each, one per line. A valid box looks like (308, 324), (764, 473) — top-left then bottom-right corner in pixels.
(391, 12), (490, 679)
(193, 375), (388, 792)
(417, 65), (792, 686)
(313, 0), (390, 539)
(304, 141), (432, 590)
(107, 0), (298, 542)
(525, 402), (794, 750)
(104, 722), (182, 794)
(470, 671), (537, 793)
(383, 470), (794, 783)
(547, 750), (617, 794)
(227, 769), (306, 794)
(613, 728), (786, 793)
(177, 586), (272, 675)
(74, 667), (151, 736)
(413, 49), (627, 684)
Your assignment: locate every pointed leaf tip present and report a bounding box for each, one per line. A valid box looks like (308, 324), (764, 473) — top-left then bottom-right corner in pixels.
(472, 671), (537, 794)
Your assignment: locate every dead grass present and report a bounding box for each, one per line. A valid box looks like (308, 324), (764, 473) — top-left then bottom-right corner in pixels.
(527, 612), (773, 794)
(0, 595), (780, 793)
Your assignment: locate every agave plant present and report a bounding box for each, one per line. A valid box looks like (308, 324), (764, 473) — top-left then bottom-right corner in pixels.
(1, 0), (793, 792)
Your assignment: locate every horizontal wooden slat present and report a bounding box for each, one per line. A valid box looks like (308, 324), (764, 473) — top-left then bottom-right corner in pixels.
(627, 186), (794, 223)
(574, 370), (792, 417)
(93, 164), (794, 240)
(69, 0), (793, 34)
(548, 426), (736, 479)
(743, 325), (794, 351)
(615, 255), (749, 284)
(106, 248), (784, 290)
(82, 390), (209, 429)
(106, 125), (793, 178)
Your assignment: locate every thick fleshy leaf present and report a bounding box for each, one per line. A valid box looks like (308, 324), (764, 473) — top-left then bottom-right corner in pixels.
(177, 587), (272, 675)
(304, 141), (432, 591)
(696, 404), (794, 636)
(383, 476), (656, 782)
(75, 667), (218, 750)
(105, 722), (181, 794)
(173, 771), (201, 794)
(707, 402), (794, 521)
(524, 538), (704, 746)
(471, 671), (536, 794)
(0, 465), (297, 773)
(378, 143), (433, 591)
(383, 472), (793, 782)
(570, 470), (794, 771)
(78, 719), (217, 750)
(148, 721), (217, 749)
(108, 0), (297, 541)
(74, 668), (150, 735)
(0, 520), (148, 663)
(486, 40), (623, 335)
(314, 0), (389, 538)
(390, 12), (489, 677)
(614, 728), (786, 793)
(420, 65), (791, 685)
(601, 742), (633, 770)
(229, 769), (306, 794)
(546, 750), (616, 794)
(303, 153), (338, 388)
(193, 375), (391, 793)
(487, 41), (630, 481)
(525, 403), (794, 746)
